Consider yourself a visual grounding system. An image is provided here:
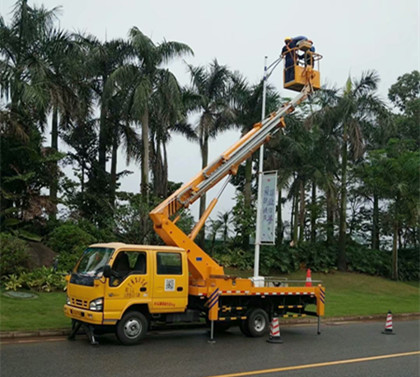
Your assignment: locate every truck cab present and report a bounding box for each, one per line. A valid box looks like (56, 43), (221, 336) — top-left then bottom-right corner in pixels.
(64, 243), (189, 344)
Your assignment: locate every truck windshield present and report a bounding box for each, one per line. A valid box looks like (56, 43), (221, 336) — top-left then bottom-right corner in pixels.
(76, 247), (114, 277)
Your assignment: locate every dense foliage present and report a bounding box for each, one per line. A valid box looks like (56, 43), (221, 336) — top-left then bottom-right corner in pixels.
(0, 0), (418, 291)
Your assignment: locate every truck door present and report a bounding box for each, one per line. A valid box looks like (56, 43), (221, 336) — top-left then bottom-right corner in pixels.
(151, 251), (188, 313)
(103, 250), (151, 323)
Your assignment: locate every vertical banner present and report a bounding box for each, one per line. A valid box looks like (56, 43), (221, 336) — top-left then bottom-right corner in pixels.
(260, 171), (277, 244)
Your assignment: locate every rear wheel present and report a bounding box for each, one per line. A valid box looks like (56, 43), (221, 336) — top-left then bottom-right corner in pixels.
(116, 311), (148, 345)
(241, 308), (269, 337)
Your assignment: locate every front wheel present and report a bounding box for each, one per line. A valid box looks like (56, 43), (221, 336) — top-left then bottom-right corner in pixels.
(116, 311), (148, 345)
(241, 308), (269, 337)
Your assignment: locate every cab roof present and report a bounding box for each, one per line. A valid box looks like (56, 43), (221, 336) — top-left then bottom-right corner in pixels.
(88, 242), (185, 253)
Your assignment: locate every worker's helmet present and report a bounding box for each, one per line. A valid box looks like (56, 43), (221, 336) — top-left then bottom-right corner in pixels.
(285, 36), (292, 42)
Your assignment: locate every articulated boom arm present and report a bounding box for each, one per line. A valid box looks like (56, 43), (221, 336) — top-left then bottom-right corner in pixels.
(150, 84), (313, 283)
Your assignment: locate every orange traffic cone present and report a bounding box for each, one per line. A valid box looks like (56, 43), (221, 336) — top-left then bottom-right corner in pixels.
(382, 310), (395, 335)
(267, 317), (283, 343)
(305, 268), (312, 287)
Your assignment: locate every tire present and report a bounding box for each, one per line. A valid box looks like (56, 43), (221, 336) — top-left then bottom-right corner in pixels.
(239, 319), (251, 337)
(243, 308), (269, 337)
(116, 311), (148, 345)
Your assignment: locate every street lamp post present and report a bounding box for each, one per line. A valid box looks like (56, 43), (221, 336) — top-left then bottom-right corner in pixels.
(254, 55), (282, 279)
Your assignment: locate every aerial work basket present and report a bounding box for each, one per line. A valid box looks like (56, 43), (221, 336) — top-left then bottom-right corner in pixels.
(283, 42), (322, 92)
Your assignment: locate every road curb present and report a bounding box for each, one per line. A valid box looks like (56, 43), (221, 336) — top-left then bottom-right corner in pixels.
(1, 312), (419, 340)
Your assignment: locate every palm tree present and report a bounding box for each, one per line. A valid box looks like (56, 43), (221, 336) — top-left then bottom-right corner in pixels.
(217, 210), (231, 247)
(332, 71), (382, 270)
(0, 0), (60, 135)
(208, 218), (223, 256)
(148, 74), (197, 198)
(307, 88), (341, 245)
(86, 38), (132, 176)
(109, 28), (193, 202)
(0, 0), (80, 219)
(186, 59), (236, 245)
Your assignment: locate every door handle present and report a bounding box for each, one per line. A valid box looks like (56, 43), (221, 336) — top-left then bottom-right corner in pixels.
(177, 287), (183, 292)
(140, 287), (147, 292)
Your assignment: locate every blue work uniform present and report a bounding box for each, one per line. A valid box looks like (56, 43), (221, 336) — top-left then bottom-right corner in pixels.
(282, 36), (308, 83)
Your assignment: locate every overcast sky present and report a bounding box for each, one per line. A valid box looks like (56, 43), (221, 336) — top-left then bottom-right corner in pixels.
(1, 0), (419, 218)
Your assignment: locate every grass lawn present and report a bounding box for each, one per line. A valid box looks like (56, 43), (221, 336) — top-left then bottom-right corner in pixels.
(0, 271), (419, 332)
(0, 290), (68, 331)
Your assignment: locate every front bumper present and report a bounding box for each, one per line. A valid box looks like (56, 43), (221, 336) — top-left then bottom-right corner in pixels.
(64, 304), (103, 325)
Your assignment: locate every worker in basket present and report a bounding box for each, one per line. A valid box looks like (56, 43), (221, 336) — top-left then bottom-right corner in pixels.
(282, 36), (315, 83)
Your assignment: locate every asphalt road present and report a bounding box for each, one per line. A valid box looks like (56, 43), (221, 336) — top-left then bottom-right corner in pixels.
(1, 320), (419, 377)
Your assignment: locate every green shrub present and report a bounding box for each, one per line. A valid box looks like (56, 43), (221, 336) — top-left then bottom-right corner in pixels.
(47, 223), (95, 271)
(0, 233), (30, 277)
(398, 248), (420, 281)
(4, 267), (66, 292)
(47, 223), (95, 254)
(347, 245), (391, 277)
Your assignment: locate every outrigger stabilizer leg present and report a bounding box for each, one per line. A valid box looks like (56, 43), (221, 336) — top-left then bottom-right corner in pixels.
(68, 319), (82, 340)
(208, 320), (216, 344)
(317, 315), (321, 335)
(83, 324), (99, 345)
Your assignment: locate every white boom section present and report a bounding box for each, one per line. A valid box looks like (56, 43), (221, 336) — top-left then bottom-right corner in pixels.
(176, 85), (311, 207)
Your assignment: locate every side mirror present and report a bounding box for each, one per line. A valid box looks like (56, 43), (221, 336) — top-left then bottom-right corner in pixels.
(103, 265), (112, 278)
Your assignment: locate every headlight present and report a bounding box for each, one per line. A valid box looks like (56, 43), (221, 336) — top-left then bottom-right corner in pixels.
(89, 298), (104, 312)
(66, 296), (71, 305)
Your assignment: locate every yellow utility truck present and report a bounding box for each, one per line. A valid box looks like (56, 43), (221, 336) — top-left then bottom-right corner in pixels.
(64, 44), (324, 345)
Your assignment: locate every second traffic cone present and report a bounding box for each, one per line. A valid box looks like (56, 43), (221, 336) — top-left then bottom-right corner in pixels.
(305, 268), (312, 287)
(382, 310), (395, 335)
(267, 317), (283, 343)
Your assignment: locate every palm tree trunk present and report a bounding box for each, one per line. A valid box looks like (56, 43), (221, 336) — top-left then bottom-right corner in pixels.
(326, 186), (334, 245)
(338, 138), (348, 271)
(372, 192), (380, 249)
(293, 189), (299, 245)
(197, 137), (209, 247)
(310, 181), (316, 243)
(50, 105), (59, 219)
(290, 192), (295, 242)
(110, 122), (118, 207)
(299, 179), (305, 243)
(162, 142), (168, 198)
(277, 185), (283, 243)
(141, 111), (150, 202)
(392, 208), (399, 280)
(98, 92), (107, 173)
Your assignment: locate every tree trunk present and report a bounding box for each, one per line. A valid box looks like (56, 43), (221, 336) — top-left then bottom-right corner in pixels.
(310, 181), (316, 243)
(338, 137), (348, 271)
(372, 192), (380, 250)
(98, 88), (107, 173)
(151, 138), (164, 197)
(326, 186), (334, 245)
(277, 185), (283, 243)
(298, 179), (305, 243)
(110, 122), (118, 207)
(292, 189), (299, 246)
(290, 191), (295, 242)
(49, 106), (59, 219)
(197, 137), (209, 247)
(392, 214), (399, 280)
(141, 111), (150, 202)
(162, 142), (168, 198)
